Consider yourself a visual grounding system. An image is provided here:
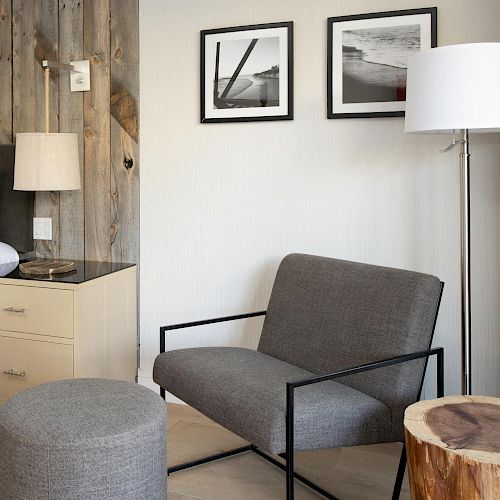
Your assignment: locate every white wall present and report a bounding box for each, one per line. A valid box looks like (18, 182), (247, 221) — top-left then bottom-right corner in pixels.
(140, 0), (500, 400)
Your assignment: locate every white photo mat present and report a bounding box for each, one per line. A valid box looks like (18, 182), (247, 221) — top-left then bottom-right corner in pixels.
(330, 13), (433, 115)
(203, 26), (290, 120)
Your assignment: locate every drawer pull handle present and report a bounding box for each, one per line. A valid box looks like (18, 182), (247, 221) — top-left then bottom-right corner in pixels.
(3, 307), (26, 313)
(3, 369), (26, 377)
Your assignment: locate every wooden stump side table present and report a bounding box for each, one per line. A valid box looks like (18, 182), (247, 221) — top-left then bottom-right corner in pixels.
(404, 395), (500, 499)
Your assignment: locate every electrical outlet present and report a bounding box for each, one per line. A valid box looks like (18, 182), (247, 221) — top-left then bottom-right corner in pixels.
(33, 218), (52, 240)
(70, 60), (91, 92)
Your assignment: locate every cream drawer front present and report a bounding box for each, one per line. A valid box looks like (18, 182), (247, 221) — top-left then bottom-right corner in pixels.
(0, 284), (73, 338)
(0, 335), (73, 402)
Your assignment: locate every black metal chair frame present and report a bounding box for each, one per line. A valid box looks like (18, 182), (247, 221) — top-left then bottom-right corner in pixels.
(159, 307), (444, 500)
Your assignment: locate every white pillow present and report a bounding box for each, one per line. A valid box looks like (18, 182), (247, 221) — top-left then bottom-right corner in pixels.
(0, 242), (19, 265)
(0, 260), (17, 277)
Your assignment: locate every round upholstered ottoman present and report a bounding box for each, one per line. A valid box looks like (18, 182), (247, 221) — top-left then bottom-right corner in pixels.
(0, 379), (167, 500)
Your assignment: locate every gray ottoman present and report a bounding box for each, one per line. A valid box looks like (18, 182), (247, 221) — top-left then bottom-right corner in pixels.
(0, 379), (167, 500)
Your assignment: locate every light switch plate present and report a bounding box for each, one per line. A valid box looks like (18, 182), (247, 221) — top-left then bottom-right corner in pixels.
(33, 218), (52, 240)
(70, 60), (90, 92)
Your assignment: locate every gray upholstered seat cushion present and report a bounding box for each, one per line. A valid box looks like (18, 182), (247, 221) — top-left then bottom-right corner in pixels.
(0, 379), (167, 500)
(153, 347), (392, 454)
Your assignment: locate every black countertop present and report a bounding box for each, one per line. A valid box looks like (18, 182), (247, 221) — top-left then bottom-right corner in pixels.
(0, 260), (135, 284)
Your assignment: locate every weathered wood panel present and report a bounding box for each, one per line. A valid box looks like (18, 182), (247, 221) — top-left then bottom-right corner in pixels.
(34, 0), (60, 259)
(83, 0), (111, 262)
(12, 0), (36, 136)
(0, 0), (12, 143)
(2, 0), (139, 267)
(59, 0), (85, 261)
(110, 0), (139, 265)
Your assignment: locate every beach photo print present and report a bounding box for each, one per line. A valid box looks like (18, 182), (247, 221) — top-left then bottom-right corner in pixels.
(327, 8), (437, 119)
(201, 22), (293, 123)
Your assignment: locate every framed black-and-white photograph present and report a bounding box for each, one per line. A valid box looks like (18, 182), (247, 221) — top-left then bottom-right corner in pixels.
(327, 8), (437, 119)
(201, 22), (293, 123)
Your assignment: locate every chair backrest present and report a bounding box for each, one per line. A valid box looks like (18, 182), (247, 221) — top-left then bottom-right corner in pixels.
(258, 254), (443, 417)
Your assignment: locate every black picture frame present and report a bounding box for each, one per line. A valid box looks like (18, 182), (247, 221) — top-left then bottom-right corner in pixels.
(200, 21), (293, 123)
(327, 7), (437, 119)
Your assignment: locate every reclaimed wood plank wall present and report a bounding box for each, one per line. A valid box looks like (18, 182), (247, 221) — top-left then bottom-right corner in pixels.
(0, 0), (139, 266)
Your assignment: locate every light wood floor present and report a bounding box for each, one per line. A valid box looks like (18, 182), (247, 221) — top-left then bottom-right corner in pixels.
(166, 403), (410, 500)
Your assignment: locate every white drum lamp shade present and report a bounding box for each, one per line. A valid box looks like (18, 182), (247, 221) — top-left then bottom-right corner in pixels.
(14, 133), (81, 191)
(405, 43), (500, 133)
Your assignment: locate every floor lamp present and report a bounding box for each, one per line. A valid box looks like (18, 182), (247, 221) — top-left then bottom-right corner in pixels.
(405, 43), (500, 395)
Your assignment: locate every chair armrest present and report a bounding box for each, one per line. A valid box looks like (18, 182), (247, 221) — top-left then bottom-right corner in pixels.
(287, 347), (444, 396)
(283, 347), (444, 469)
(159, 310), (267, 353)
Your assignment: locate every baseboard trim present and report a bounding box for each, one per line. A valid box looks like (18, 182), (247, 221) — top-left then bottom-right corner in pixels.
(137, 375), (186, 404)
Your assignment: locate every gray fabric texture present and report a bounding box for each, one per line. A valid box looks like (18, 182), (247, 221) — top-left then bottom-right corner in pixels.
(258, 254), (442, 437)
(153, 347), (392, 454)
(0, 378), (167, 500)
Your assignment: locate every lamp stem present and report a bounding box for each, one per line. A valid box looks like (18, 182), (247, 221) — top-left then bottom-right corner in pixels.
(460, 128), (472, 395)
(44, 67), (50, 133)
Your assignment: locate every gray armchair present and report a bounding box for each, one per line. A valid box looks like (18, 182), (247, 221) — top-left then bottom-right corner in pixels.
(154, 254), (444, 499)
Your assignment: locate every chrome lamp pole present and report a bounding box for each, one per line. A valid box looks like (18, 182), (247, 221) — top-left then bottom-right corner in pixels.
(459, 129), (471, 395)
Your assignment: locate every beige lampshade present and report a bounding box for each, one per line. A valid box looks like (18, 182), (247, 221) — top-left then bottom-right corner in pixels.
(14, 133), (81, 191)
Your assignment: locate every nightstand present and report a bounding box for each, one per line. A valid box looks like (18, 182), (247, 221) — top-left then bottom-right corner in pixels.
(0, 261), (137, 403)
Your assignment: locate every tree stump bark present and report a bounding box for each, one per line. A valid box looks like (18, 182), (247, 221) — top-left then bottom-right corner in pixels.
(404, 395), (500, 499)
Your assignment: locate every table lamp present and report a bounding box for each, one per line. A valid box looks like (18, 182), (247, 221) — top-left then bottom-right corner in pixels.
(405, 43), (500, 395)
(14, 60), (83, 275)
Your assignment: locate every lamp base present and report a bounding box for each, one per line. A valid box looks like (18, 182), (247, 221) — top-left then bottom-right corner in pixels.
(19, 259), (76, 275)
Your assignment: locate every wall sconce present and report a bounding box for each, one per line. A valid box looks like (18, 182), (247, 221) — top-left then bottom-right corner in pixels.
(13, 59), (91, 275)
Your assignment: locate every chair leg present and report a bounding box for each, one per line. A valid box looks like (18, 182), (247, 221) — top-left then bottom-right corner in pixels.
(286, 446), (293, 500)
(168, 445), (252, 475)
(392, 443), (407, 500)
